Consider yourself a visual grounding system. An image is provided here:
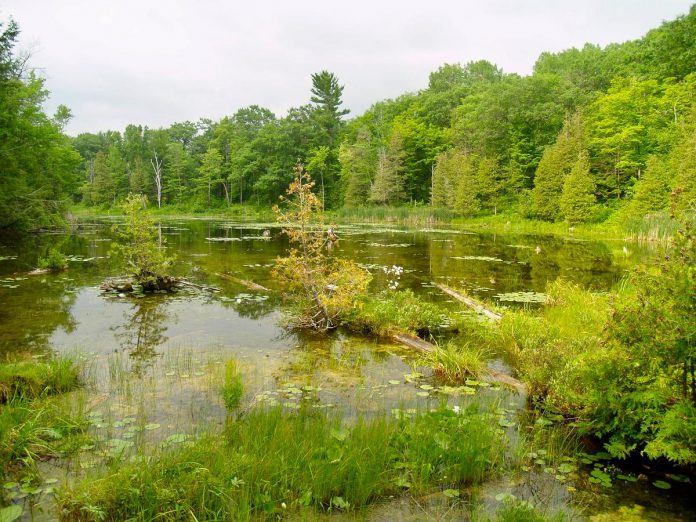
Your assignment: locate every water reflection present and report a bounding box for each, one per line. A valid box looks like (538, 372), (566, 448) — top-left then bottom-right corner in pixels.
(113, 297), (171, 375)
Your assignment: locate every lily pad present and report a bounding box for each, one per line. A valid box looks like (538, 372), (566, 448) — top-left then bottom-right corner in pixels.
(652, 480), (671, 490)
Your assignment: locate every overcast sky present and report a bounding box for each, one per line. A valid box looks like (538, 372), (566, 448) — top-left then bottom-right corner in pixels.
(3, 0), (693, 136)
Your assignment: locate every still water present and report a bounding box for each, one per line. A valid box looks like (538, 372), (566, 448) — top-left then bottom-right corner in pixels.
(0, 218), (691, 520)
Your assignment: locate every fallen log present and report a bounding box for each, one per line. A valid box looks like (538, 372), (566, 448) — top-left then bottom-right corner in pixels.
(391, 332), (434, 353)
(390, 331), (526, 394)
(215, 272), (271, 292)
(434, 283), (502, 322)
(178, 279), (219, 292)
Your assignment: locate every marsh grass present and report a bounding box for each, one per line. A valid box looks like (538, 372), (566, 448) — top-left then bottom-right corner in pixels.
(331, 206), (455, 225)
(421, 342), (489, 383)
(349, 289), (453, 337)
(223, 358), (243, 410)
(58, 403), (505, 520)
(0, 358), (87, 476)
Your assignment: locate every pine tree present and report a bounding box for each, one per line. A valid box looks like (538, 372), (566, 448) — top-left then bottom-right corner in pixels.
(476, 157), (501, 213)
(532, 113), (584, 221)
(627, 156), (671, 215)
(92, 151), (114, 205)
(369, 132), (406, 205)
(560, 153), (596, 225)
(668, 114), (696, 212)
(341, 127), (376, 206)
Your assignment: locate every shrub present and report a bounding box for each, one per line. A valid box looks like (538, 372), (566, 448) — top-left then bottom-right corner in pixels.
(37, 248), (68, 270)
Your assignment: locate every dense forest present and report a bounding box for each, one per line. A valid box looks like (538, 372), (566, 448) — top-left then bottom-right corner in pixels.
(2, 6), (696, 232)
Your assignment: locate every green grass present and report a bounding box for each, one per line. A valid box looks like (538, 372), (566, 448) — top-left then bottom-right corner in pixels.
(0, 358), (87, 476)
(222, 358), (243, 410)
(331, 205), (455, 225)
(0, 358), (80, 403)
(348, 289), (454, 337)
(58, 403), (505, 520)
(420, 341), (489, 383)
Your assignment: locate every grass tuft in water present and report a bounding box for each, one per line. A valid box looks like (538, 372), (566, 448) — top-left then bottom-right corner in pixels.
(58, 403), (505, 520)
(222, 358), (243, 411)
(421, 341), (489, 383)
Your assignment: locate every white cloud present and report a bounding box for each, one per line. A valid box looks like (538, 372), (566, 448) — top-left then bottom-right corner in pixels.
(2, 0), (692, 135)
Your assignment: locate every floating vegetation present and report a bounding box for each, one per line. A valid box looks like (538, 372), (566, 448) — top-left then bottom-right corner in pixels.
(205, 237), (241, 242)
(0, 255), (17, 261)
(219, 293), (269, 304)
(366, 242), (414, 248)
(493, 291), (547, 303)
(451, 255), (503, 262)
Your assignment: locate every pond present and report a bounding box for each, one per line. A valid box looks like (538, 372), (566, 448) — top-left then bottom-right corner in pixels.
(0, 218), (692, 520)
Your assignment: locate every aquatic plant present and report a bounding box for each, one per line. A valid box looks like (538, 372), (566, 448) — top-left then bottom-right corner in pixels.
(222, 358), (243, 411)
(420, 341), (489, 382)
(58, 404), (504, 520)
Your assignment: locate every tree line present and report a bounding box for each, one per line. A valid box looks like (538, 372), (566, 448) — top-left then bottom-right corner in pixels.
(2, 6), (696, 233)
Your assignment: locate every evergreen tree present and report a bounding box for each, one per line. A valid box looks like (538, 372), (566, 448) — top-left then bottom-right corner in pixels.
(92, 151), (115, 205)
(476, 157), (501, 213)
(560, 153), (596, 224)
(627, 156), (671, 215)
(196, 147), (223, 206)
(341, 127), (376, 206)
(454, 165), (480, 216)
(431, 148), (472, 209)
(369, 132), (406, 205)
(532, 113), (584, 221)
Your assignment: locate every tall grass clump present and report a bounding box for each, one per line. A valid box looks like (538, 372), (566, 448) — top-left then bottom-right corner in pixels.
(58, 404), (505, 520)
(0, 358), (80, 403)
(0, 358), (87, 475)
(349, 289), (451, 337)
(332, 205), (455, 225)
(420, 341), (489, 383)
(222, 358), (243, 410)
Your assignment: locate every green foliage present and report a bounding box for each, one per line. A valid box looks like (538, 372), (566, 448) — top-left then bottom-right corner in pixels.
(110, 194), (173, 289)
(0, 359), (79, 404)
(222, 358), (243, 411)
(349, 289), (449, 336)
(559, 152), (596, 225)
(625, 155), (671, 216)
(532, 113), (585, 221)
(369, 132), (407, 205)
(274, 166), (371, 331)
(0, 358), (85, 475)
(420, 342), (489, 382)
(37, 248), (68, 271)
(58, 404), (504, 520)
(0, 20), (80, 233)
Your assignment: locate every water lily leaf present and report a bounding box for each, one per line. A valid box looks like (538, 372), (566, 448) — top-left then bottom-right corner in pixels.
(617, 474), (637, 482)
(443, 489), (460, 498)
(388, 380), (400, 385)
(2, 482), (18, 490)
(416, 391), (430, 397)
(419, 384), (434, 390)
(498, 418), (516, 428)
(557, 463), (575, 474)
(165, 433), (187, 444)
(144, 423), (161, 431)
(0, 505), (22, 522)
(653, 480), (671, 490)
(495, 492), (517, 502)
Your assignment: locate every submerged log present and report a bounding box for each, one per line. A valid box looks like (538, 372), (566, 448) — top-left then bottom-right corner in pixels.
(391, 332), (435, 353)
(390, 330), (526, 394)
(434, 283), (502, 322)
(215, 272), (271, 292)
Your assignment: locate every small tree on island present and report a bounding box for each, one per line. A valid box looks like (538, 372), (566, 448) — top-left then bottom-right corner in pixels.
(110, 193), (174, 291)
(273, 164), (371, 331)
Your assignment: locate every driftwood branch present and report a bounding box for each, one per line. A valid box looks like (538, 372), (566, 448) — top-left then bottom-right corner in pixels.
(434, 283), (502, 321)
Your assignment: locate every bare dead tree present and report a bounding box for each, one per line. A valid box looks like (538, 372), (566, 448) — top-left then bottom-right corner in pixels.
(151, 152), (163, 208)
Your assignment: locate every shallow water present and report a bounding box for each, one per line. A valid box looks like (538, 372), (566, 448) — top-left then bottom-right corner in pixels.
(1, 219), (693, 520)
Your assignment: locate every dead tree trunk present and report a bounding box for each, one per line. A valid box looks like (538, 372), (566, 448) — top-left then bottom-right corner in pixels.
(151, 152), (163, 208)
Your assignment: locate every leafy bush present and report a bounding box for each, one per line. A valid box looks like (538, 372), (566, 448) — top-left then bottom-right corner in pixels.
(37, 248), (68, 270)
